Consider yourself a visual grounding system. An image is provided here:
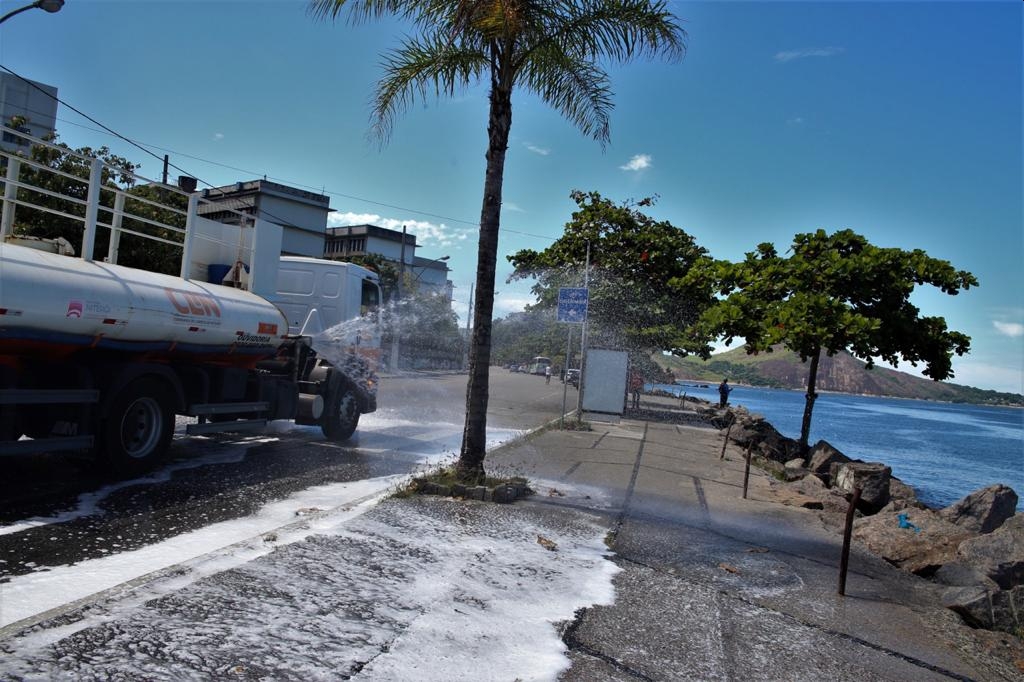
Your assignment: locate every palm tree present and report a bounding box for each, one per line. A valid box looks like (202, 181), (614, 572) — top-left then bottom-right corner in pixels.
(311, 0), (686, 482)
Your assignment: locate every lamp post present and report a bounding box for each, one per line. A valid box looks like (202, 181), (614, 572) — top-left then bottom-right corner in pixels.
(412, 254), (450, 289)
(0, 0), (64, 25)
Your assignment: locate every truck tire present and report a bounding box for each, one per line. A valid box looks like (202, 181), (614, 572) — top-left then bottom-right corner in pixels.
(321, 382), (359, 441)
(101, 377), (174, 476)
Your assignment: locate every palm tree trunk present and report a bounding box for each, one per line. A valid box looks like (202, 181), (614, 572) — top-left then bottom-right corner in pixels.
(799, 347), (821, 457)
(455, 72), (512, 484)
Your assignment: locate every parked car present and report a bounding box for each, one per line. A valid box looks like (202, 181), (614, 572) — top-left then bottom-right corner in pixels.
(564, 368), (580, 387)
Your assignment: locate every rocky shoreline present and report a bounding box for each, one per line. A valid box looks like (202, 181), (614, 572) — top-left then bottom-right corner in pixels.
(640, 390), (1022, 639)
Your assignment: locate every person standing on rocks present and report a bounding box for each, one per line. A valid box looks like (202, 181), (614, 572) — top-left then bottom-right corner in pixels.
(718, 378), (733, 408)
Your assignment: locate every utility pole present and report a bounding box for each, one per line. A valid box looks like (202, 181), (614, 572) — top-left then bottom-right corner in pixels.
(162, 155), (169, 185)
(390, 225), (407, 372)
(462, 283), (474, 371)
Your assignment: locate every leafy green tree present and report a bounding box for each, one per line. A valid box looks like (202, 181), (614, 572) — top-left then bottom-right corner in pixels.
(694, 229), (978, 453)
(311, 0), (687, 482)
(509, 190), (713, 356)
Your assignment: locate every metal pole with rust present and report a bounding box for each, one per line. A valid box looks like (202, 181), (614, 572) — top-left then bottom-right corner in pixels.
(838, 487), (863, 596)
(742, 443), (752, 499)
(720, 412), (735, 460)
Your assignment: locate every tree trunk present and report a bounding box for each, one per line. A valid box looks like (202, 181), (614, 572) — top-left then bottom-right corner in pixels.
(455, 66), (512, 484)
(799, 347), (821, 456)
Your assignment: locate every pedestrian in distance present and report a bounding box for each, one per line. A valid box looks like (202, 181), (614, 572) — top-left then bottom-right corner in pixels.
(629, 371), (643, 409)
(718, 378), (733, 408)
(545, 366), (552, 384)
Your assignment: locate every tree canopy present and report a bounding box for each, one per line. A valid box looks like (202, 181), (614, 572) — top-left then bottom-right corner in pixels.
(508, 190), (713, 356)
(693, 228), (977, 451)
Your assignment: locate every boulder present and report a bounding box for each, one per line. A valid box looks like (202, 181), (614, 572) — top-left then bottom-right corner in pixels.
(833, 462), (892, 514)
(783, 458), (809, 482)
(956, 514), (1024, 590)
(938, 484), (1019, 534)
(887, 477), (924, 511)
(806, 440), (851, 483)
(933, 561), (1000, 591)
(726, 414), (800, 464)
(990, 586), (1024, 634)
(853, 507), (976, 575)
(941, 585), (995, 629)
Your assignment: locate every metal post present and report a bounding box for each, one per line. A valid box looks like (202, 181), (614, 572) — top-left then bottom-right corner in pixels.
(560, 325), (573, 429)
(80, 157), (103, 262)
(162, 155), (169, 185)
(575, 239), (591, 415)
(1, 157), (20, 239)
(107, 192), (125, 264)
(720, 412), (734, 460)
(390, 225), (407, 372)
(742, 443), (752, 499)
(838, 487), (863, 596)
(463, 283), (474, 370)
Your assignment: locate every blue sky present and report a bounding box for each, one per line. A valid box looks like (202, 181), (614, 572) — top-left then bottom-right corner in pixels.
(1, 0), (1021, 393)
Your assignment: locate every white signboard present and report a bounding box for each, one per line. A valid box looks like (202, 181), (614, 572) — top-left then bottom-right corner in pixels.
(581, 349), (628, 415)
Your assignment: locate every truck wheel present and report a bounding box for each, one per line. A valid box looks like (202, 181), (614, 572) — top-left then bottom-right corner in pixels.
(101, 377), (174, 476)
(321, 383), (359, 441)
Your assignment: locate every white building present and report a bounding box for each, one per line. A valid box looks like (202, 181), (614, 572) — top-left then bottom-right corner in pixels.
(197, 180), (331, 258)
(0, 73), (58, 153)
(325, 223), (452, 299)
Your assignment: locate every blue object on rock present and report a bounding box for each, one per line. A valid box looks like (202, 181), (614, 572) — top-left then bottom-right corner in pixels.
(897, 512), (921, 533)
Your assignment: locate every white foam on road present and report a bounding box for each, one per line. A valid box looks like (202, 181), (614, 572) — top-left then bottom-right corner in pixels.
(3, 499), (620, 682)
(0, 419), (526, 628)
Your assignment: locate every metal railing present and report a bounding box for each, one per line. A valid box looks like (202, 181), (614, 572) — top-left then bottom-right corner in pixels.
(0, 125), (256, 281)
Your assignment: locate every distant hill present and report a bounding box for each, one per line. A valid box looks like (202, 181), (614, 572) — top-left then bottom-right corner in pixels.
(657, 346), (1023, 407)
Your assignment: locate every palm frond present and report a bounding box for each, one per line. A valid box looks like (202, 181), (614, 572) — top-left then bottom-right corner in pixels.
(371, 35), (488, 142)
(520, 47), (613, 145)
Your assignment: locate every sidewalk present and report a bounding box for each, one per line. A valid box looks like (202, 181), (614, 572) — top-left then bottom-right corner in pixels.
(3, 398), (1023, 680)
(487, 400), (1024, 681)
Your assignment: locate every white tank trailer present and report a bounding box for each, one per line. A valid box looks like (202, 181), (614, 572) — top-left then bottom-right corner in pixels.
(0, 126), (381, 476)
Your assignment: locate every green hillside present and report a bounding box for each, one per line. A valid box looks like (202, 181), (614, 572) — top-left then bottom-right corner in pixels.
(656, 346), (1023, 407)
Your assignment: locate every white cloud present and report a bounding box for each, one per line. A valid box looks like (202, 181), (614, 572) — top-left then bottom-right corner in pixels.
(620, 154), (652, 172)
(525, 143), (550, 156)
(774, 47), (845, 63)
(327, 212), (473, 248)
(213, 132), (224, 141)
(494, 294), (533, 316)
(787, 116), (805, 125)
(502, 202), (525, 213)
(993, 321), (1024, 338)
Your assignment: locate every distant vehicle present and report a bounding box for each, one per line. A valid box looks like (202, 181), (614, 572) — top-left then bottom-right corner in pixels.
(564, 369), (580, 387)
(528, 356), (552, 376)
(508, 364), (520, 372)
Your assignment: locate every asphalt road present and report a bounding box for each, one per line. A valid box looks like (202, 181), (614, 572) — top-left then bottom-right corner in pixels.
(0, 369), (573, 588)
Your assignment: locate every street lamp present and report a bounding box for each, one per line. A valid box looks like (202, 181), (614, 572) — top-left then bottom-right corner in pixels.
(412, 254), (450, 287)
(0, 0), (64, 25)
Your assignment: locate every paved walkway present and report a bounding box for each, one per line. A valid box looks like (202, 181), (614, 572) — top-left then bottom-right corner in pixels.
(489, 400), (1024, 681)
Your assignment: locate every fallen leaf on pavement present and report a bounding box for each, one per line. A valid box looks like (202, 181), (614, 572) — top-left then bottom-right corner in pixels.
(537, 535), (558, 551)
(745, 547), (770, 554)
(718, 563), (741, 574)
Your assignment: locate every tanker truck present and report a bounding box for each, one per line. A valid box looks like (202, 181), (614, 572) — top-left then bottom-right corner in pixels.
(0, 126), (381, 476)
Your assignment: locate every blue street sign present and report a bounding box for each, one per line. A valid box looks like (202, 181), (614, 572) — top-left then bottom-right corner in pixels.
(557, 287), (588, 323)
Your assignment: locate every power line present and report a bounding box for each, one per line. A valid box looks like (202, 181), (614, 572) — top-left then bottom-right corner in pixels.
(0, 64), (556, 243)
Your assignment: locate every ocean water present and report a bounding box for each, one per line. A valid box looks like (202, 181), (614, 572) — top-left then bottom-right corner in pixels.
(655, 383), (1024, 511)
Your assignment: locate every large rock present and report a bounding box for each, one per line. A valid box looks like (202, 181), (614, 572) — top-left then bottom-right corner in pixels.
(806, 440), (851, 483)
(941, 585), (995, 629)
(938, 484), (1019, 534)
(833, 462), (892, 514)
(886, 477), (923, 511)
(956, 513), (1024, 590)
(726, 413), (799, 464)
(853, 507), (976, 575)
